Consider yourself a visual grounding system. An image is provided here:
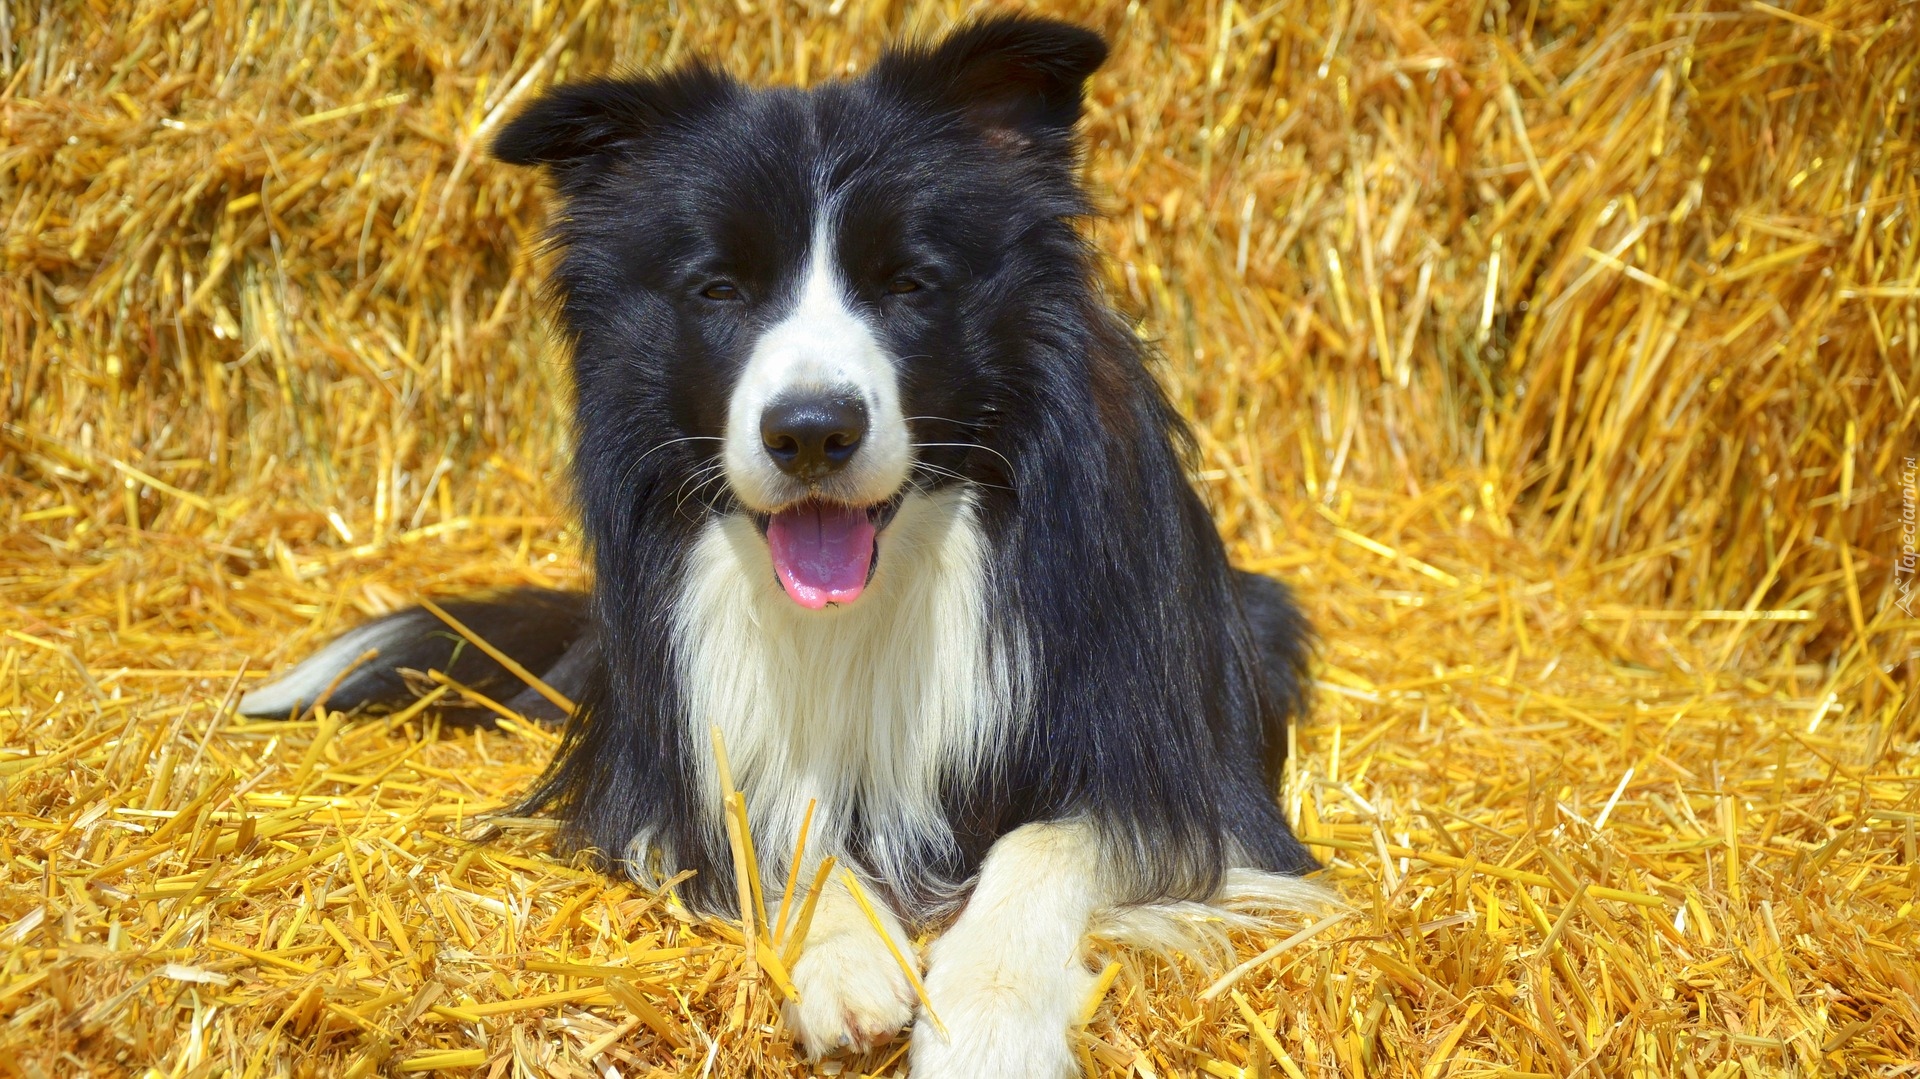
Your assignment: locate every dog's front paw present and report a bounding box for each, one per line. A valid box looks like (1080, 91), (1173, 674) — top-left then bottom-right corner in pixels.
(908, 936), (1092, 1079)
(783, 926), (916, 1059)
(908, 999), (1081, 1079)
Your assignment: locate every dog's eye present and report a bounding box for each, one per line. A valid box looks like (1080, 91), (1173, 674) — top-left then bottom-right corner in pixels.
(701, 282), (741, 301)
(885, 276), (921, 296)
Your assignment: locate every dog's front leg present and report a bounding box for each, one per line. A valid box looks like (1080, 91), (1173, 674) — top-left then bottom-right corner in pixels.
(783, 868), (917, 1058)
(911, 820), (1106, 1079)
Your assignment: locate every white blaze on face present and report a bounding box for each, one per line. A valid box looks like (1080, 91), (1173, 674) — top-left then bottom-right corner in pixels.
(722, 213), (910, 513)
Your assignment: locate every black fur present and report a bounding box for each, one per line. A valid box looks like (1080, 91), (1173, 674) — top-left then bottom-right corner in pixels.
(245, 588), (590, 722)
(247, 15), (1316, 921)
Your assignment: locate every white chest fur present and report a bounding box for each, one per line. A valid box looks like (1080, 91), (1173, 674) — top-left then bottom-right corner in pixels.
(670, 488), (1021, 892)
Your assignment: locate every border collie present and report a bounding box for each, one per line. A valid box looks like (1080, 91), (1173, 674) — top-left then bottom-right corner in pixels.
(242, 16), (1325, 1076)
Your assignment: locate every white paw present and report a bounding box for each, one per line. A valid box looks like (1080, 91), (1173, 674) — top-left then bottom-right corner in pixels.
(783, 926), (917, 1059)
(908, 932), (1093, 1079)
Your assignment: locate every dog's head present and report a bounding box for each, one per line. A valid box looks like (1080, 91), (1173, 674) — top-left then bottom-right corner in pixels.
(495, 17), (1106, 609)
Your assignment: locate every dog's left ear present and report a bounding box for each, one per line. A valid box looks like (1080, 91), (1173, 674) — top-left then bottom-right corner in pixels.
(872, 15), (1108, 149)
(492, 67), (739, 173)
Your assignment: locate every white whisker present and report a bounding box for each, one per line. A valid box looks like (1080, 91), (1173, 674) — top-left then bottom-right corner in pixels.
(672, 461), (731, 515)
(903, 414), (991, 430)
(621, 435), (726, 492)
(913, 441), (1019, 481)
(913, 462), (1011, 493)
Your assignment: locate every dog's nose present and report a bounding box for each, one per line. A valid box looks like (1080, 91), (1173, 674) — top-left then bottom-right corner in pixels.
(761, 394), (868, 479)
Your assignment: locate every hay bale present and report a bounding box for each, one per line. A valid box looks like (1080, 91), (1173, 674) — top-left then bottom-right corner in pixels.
(1, 0), (1913, 1076)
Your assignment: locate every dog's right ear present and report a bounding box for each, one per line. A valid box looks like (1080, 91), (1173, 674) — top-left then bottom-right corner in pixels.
(492, 67), (737, 170)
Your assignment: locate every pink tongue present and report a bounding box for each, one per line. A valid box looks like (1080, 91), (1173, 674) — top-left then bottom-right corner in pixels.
(764, 502), (876, 609)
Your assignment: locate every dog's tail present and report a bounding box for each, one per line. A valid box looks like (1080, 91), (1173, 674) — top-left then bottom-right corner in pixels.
(1089, 868), (1345, 971)
(237, 588), (595, 722)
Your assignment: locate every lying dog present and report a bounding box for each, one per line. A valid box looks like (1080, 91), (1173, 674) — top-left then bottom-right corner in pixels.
(242, 15), (1324, 1076)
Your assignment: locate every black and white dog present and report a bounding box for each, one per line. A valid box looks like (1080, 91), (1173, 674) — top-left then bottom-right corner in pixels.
(242, 16), (1324, 1076)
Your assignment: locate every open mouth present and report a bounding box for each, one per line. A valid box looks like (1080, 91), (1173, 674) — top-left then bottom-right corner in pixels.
(753, 495), (902, 609)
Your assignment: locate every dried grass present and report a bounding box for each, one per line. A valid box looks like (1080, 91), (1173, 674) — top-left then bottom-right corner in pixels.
(3, 0), (1917, 1076)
